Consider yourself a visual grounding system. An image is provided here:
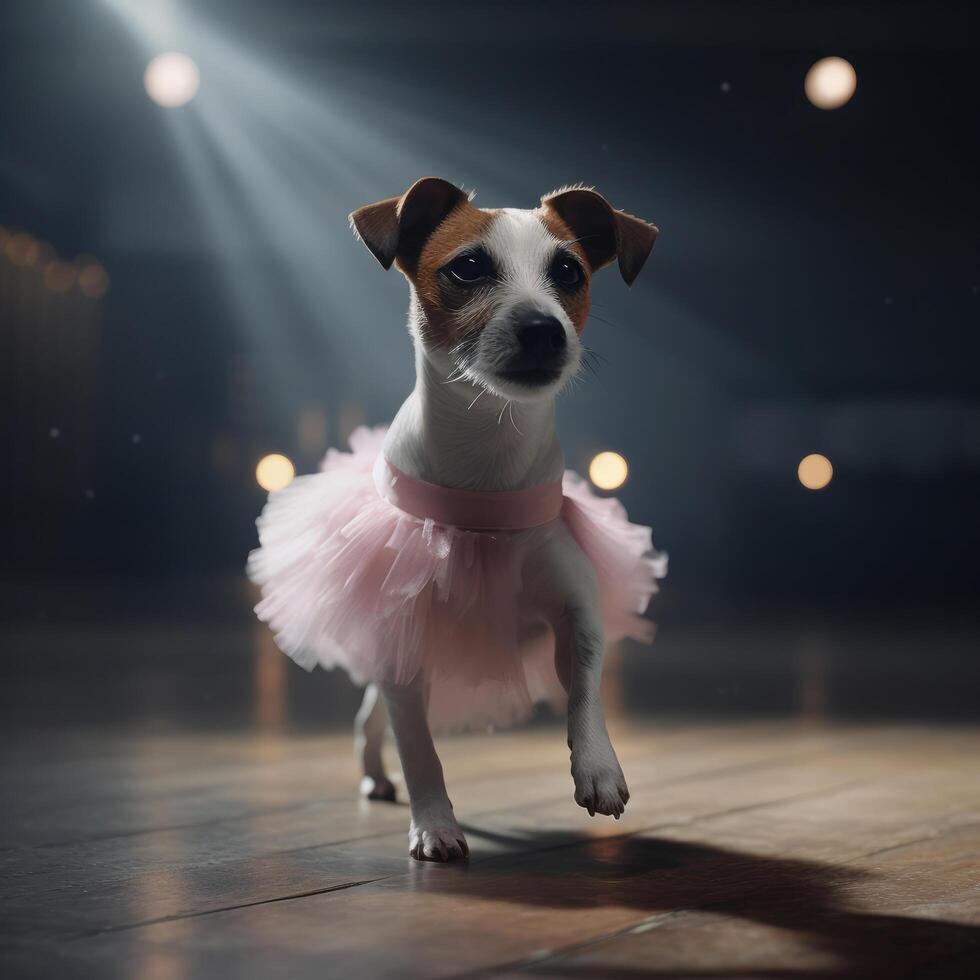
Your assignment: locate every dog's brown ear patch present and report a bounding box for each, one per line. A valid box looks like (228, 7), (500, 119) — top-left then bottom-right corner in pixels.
(541, 187), (658, 286)
(350, 177), (470, 273)
(348, 195), (400, 269)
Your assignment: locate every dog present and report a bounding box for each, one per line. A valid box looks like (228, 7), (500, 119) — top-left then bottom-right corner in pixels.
(343, 178), (660, 860)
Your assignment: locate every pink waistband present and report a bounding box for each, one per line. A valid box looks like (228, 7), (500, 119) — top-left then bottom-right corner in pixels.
(373, 455), (564, 531)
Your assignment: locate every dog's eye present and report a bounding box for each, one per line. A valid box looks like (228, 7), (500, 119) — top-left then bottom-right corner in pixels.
(550, 253), (584, 289)
(445, 250), (493, 285)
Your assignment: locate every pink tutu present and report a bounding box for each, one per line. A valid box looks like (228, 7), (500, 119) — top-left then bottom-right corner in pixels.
(248, 426), (666, 732)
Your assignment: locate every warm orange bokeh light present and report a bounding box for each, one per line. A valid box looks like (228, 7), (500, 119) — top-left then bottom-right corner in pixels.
(589, 451), (629, 491)
(77, 262), (110, 299)
(805, 57), (857, 110)
(798, 454), (833, 490)
(43, 260), (76, 294)
(256, 454), (295, 492)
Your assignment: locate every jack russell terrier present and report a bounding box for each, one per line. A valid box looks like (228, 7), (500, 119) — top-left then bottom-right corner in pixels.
(250, 177), (666, 861)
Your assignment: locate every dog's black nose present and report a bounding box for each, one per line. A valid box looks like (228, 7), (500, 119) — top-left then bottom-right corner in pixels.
(502, 310), (568, 386)
(516, 314), (566, 360)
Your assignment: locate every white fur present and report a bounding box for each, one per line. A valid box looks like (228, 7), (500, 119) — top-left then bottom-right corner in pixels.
(361, 206), (628, 861)
(471, 209), (582, 401)
(420, 208), (582, 409)
(384, 209), (584, 491)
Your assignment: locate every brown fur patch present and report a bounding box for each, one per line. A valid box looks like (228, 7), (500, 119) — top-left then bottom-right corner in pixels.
(409, 203), (498, 349)
(402, 203), (595, 349)
(537, 208), (592, 335)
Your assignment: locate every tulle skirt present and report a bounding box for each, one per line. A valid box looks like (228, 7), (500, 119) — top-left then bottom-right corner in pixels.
(248, 426), (666, 732)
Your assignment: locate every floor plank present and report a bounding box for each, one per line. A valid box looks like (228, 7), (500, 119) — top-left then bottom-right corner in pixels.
(3, 722), (978, 978)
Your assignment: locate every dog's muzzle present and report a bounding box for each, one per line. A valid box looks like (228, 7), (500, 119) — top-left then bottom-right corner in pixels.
(498, 310), (567, 386)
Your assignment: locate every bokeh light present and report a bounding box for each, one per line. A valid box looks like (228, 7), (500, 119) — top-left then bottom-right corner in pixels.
(5, 232), (40, 266)
(43, 260), (76, 293)
(256, 453), (295, 492)
(144, 52), (200, 108)
(589, 451), (629, 491)
(805, 57), (857, 110)
(77, 261), (110, 299)
(798, 453), (833, 490)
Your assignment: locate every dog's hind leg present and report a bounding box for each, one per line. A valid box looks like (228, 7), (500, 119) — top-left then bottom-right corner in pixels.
(380, 674), (468, 861)
(354, 683), (397, 802)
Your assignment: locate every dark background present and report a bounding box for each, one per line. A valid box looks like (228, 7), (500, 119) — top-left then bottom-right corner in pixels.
(2, 0), (978, 729)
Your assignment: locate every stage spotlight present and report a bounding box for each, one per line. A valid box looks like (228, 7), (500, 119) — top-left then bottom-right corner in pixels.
(589, 451), (629, 491)
(77, 262), (110, 299)
(144, 52), (200, 107)
(798, 453), (833, 490)
(256, 453), (295, 492)
(805, 57), (856, 110)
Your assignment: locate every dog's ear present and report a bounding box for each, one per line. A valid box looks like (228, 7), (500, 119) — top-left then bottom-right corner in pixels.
(349, 177), (469, 271)
(541, 187), (658, 286)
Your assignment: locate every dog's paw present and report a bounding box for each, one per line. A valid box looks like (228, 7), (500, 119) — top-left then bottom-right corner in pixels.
(359, 774), (397, 802)
(570, 741), (630, 818)
(409, 815), (469, 862)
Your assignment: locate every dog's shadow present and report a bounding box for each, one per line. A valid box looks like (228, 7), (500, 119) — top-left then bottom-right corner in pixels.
(413, 827), (980, 977)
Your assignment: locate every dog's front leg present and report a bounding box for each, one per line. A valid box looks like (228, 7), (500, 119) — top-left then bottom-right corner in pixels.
(556, 571), (630, 819)
(379, 674), (468, 861)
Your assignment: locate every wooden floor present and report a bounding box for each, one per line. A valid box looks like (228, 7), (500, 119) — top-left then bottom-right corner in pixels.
(2, 719), (979, 978)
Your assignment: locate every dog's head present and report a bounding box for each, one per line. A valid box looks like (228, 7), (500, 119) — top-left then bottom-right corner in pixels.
(350, 178), (658, 402)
